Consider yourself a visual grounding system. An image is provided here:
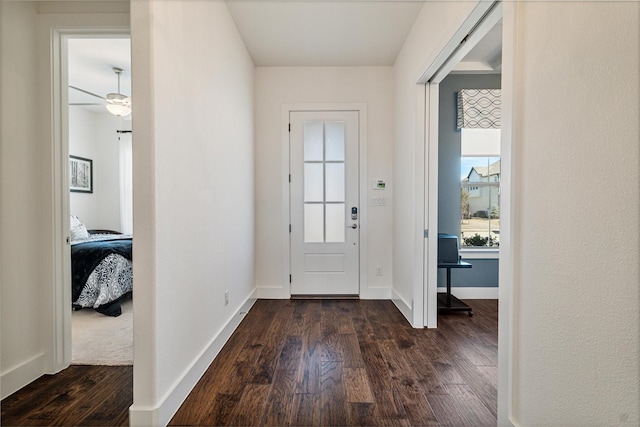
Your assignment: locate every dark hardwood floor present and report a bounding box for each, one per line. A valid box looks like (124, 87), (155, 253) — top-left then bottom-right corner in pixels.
(170, 299), (497, 426)
(1, 365), (132, 426)
(1, 299), (497, 426)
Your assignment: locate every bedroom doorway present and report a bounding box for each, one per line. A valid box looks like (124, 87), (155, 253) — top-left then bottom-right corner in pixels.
(64, 34), (133, 367)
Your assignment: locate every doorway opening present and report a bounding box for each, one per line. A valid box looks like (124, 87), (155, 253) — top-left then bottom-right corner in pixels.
(60, 33), (133, 367)
(418, 1), (513, 423)
(421, 0), (503, 327)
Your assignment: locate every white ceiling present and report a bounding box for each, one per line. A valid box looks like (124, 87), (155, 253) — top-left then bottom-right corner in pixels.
(452, 21), (502, 73)
(67, 1), (501, 114)
(226, 1), (425, 66)
(68, 38), (131, 114)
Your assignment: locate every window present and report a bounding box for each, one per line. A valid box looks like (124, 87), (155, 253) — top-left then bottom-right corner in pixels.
(460, 129), (500, 248)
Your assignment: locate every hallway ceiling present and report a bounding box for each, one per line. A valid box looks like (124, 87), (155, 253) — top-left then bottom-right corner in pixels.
(68, 1), (501, 114)
(225, 0), (425, 66)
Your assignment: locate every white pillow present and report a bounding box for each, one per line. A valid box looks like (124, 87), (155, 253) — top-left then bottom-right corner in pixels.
(70, 215), (90, 241)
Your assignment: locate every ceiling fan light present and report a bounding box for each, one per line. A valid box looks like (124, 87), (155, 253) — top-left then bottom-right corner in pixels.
(106, 92), (129, 103)
(106, 103), (132, 117)
(105, 68), (132, 116)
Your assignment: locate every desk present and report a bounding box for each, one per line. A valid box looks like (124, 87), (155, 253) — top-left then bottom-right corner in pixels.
(437, 260), (473, 316)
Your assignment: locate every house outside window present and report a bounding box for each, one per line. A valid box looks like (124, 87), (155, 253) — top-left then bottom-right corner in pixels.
(460, 128), (500, 248)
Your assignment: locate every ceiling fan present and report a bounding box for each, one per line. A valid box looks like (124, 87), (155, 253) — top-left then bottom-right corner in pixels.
(69, 67), (132, 117)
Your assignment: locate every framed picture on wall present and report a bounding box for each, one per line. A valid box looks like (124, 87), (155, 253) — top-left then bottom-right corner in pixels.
(69, 155), (93, 193)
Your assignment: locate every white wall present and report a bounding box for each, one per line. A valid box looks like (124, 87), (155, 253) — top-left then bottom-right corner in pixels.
(255, 66), (394, 298)
(0, 0), (44, 399)
(69, 107), (99, 227)
(392, 1), (478, 324)
(69, 107), (129, 231)
(508, 2), (639, 424)
(0, 0), (130, 399)
(130, 1), (255, 425)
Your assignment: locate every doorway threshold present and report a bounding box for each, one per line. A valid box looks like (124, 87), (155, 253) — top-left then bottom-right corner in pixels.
(290, 294), (359, 300)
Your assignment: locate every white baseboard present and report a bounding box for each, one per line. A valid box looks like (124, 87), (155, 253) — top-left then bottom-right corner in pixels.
(1, 352), (45, 399)
(391, 288), (413, 325)
(257, 286), (392, 300)
(129, 289), (258, 427)
(437, 286), (498, 299)
(256, 286), (290, 299)
(360, 287), (392, 299)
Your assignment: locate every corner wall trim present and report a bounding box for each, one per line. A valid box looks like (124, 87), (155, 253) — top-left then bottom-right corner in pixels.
(1, 353), (46, 399)
(391, 288), (415, 327)
(129, 290), (258, 427)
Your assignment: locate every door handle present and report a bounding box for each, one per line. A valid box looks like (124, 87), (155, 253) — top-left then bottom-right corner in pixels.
(348, 224), (358, 229)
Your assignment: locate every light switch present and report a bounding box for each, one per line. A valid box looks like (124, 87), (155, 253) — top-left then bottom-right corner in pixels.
(370, 197), (387, 206)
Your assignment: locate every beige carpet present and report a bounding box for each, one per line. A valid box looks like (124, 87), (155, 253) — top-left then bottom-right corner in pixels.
(72, 298), (133, 365)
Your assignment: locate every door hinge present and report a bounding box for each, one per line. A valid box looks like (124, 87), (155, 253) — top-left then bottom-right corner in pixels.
(66, 236), (70, 244)
(424, 229), (429, 238)
(289, 174), (291, 183)
(288, 123), (291, 132)
(289, 224), (292, 233)
(289, 274), (292, 283)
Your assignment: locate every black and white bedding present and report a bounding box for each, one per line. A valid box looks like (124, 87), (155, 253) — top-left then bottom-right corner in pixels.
(71, 234), (133, 316)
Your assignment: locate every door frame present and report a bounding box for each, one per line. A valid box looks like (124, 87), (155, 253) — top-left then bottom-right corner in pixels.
(416, 1), (514, 424)
(289, 111), (360, 296)
(418, 1), (503, 330)
(282, 104), (368, 298)
(50, 27), (130, 372)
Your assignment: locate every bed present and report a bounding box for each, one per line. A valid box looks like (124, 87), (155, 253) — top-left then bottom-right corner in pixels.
(70, 216), (132, 316)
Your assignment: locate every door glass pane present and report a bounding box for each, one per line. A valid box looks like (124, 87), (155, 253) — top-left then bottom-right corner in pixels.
(304, 121), (324, 161)
(325, 121), (345, 161)
(304, 204), (324, 243)
(325, 163), (345, 202)
(325, 203), (345, 243)
(304, 163), (323, 202)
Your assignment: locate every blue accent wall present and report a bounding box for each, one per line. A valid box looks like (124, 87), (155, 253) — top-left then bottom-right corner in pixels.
(438, 73), (501, 288)
(438, 258), (499, 287)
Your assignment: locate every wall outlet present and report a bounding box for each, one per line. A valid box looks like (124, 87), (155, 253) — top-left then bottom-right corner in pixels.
(224, 290), (229, 306)
(376, 266), (383, 276)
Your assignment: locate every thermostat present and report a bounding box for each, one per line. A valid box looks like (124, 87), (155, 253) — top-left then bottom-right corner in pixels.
(373, 179), (386, 190)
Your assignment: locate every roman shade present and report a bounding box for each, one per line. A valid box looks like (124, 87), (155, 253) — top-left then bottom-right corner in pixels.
(457, 89), (501, 129)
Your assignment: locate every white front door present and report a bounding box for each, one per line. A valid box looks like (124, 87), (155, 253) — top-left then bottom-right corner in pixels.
(290, 111), (359, 295)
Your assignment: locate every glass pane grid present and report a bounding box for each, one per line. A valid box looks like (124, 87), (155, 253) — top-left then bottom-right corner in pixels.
(304, 163), (323, 202)
(303, 120), (346, 243)
(326, 203), (345, 242)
